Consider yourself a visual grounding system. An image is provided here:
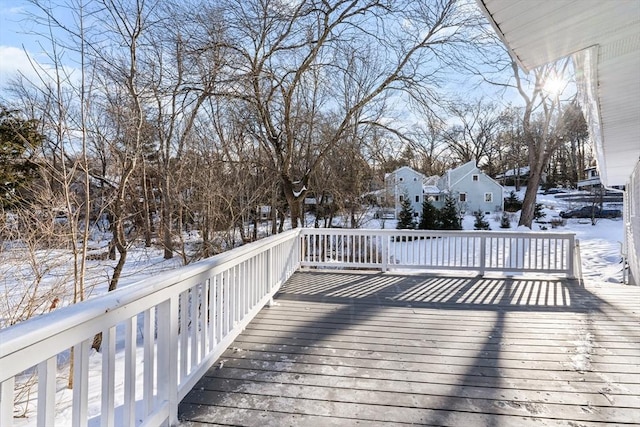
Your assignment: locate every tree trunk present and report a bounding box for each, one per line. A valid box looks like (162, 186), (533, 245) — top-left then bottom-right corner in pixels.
(281, 174), (308, 229)
(162, 177), (173, 259)
(142, 163), (152, 247)
(519, 156), (545, 228)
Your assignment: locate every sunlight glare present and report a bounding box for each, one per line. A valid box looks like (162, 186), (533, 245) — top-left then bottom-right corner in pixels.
(543, 74), (566, 96)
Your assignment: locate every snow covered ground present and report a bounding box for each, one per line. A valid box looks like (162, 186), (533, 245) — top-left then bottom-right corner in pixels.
(516, 187), (625, 285)
(3, 187), (628, 426)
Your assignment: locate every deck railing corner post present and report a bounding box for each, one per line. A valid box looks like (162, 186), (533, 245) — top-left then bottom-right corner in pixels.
(157, 296), (179, 426)
(382, 234), (389, 272)
(570, 236), (580, 279)
(266, 246), (272, 293)
(1, 377), (15, 427)
(479, 234), (486, 276)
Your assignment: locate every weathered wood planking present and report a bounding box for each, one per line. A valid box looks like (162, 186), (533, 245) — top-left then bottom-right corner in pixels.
(179, 271), (640, 426)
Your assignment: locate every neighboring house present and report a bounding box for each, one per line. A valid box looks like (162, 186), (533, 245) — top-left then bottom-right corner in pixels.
(384, 166), (427, 220)
(495, 166), (532, 187)
(438, 160), (504, 214)
(577, 166), (625, 193)
(384, 161), (504, 219)
(577, 166), (601, 190)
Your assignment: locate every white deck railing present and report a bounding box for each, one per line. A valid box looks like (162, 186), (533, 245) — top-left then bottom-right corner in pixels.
(300, 228), (578, 277)
(0, 228), (578, 427)
(0, 229), (300, 427)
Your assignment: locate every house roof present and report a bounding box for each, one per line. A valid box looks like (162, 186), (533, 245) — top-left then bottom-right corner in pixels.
(477, 0), (640, 187)
(423, 185), (441, 195)
(496, 166), (530, 179)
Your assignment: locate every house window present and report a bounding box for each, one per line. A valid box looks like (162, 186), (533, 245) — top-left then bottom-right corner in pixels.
(485, 193), (493, 202)
(433, 195), (440, 202)
(472, 174), (479, 182)
(414, 212), (419, 217)
(414, 177), (418, 181)
(415, 195), (420, 203)
(459, 193), (467, 202)
(399, 177), (404, 182)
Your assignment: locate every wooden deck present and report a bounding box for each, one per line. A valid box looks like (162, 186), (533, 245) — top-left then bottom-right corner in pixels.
(179, 270), (640, 426)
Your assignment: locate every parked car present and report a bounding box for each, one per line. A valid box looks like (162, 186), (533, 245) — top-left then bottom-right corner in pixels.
(559, 206), (622, 219)
(542, 188), (569, 195)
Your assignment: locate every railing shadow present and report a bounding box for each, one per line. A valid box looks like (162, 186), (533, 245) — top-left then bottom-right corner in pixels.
(277, 270), (589, 313)
(179, 270), (637, 425)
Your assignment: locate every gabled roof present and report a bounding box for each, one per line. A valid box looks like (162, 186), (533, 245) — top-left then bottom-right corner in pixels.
(387, 165), (426, 177)
(447, 160), (477, 184)
(477, 0), (640, 186)
(441, 160), (503, 191)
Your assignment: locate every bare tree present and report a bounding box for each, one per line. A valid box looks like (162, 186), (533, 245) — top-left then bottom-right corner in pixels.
(202, 0), (482, 228)
(407, 115), (449, 177)
(510, 59), (574, 227)
(494, 105), (527, 191)
(442, 98), (502, 169)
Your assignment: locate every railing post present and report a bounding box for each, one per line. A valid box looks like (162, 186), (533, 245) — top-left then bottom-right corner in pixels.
(267, 246), (274, 307)
(571, 237), (581, 280)
(157, 297), (178, 426)
(72, 339), (90, 427)
(1, 377), (15, 427)
(479, 235), (486, 276)
(37, 357), (56, 426)
(381, 234), (389, 272)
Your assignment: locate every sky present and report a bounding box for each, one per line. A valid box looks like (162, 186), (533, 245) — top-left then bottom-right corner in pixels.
(0, 0), (82, 91)
(0, 1), (38, 88)
(0, 0), (517, 107)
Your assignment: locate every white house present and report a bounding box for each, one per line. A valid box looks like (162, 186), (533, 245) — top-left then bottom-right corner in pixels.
(384, 161), (504, 219)
(384, 166), (427, 220)
(577, 166), (625, 192)
(438, 160), (504, 214)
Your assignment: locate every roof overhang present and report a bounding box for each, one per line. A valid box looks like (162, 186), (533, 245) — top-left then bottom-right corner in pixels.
(477, 0), (640, 187)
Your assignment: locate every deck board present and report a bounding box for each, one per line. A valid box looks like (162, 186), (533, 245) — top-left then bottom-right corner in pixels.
(179, 270), (640, 426)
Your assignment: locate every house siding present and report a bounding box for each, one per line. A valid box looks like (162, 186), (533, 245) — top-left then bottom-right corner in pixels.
(385, 162), (504, 220)
(385, 167), (426, 219)
(444, 160), (504, 214)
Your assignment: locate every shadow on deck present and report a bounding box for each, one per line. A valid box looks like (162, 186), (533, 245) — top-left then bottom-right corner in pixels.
(179, 270), (640, 426)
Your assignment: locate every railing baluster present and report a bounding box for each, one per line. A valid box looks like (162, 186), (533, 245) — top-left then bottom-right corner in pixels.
(179, 291), (188, 380)
(157, 296), (178, 426)
(190, 286), (199, 371)
(37, 357), (56, 427)
(72, 339), (90, 427)
(101, 327), (115, 427)
(224, 268), (231, 334)
(201, 281), (208, 361)
(211, 275), (218, 346)
(124, 316), (136, 427)
(143, 308), (155, 417)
